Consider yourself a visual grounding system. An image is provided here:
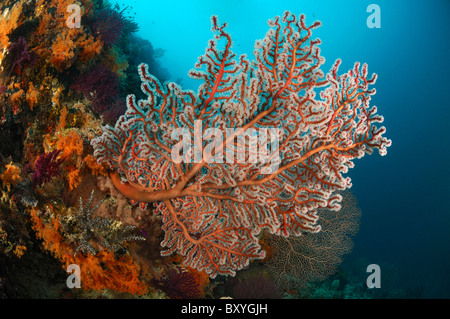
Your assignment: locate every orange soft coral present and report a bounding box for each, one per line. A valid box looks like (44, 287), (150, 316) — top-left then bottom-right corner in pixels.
(13, 244), (27, 258)
(52, 130), (84, 190)
(1, 162), (22, 190)
(78, 34), (103, 63)
(29, 207), (148, 295)
(49, 29), (76, 72)
(66, 168), (81, 190)
(84, 155), (108, 177)
(0, 0), (25, 49)
(9, 88), (24, 106)
(77, 250), (148, 295)
(55, 130), (83, 159)
(26, 82), (39, 110)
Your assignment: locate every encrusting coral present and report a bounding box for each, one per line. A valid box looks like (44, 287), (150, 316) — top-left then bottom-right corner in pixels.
(0, 0), (171, 297)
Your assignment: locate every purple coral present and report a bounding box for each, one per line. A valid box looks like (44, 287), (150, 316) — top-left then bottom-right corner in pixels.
(102, 98), (126, 123)
(71, 64), (121, 119)
(32, 150), (64, 187)
(6, 37), (36, 77)
(91, 7), (128, 47)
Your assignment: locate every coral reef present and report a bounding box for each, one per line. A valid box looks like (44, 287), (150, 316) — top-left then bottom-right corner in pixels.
(29, 205), (148, 295)
(92, 12), (390, 279)
(0, 0), (169, 297)
(0, 0), (390, 299)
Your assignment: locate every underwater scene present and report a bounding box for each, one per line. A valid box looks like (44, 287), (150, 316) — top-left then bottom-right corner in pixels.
(0, 0), (449, 304)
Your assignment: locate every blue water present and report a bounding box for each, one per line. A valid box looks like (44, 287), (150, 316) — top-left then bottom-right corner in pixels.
(112, 0), (450, 298)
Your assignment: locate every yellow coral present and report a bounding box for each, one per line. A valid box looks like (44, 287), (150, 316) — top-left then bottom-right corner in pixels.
(51, 86), (63, 108)
(55, 105), (68, 133)
(10, 88), (24, 105)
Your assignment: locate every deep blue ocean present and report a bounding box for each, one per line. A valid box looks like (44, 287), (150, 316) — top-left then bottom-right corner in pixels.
(110, 0), (450, 298)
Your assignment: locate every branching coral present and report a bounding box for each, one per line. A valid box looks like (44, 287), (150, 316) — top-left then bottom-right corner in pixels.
(90, 5), (137, 47)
